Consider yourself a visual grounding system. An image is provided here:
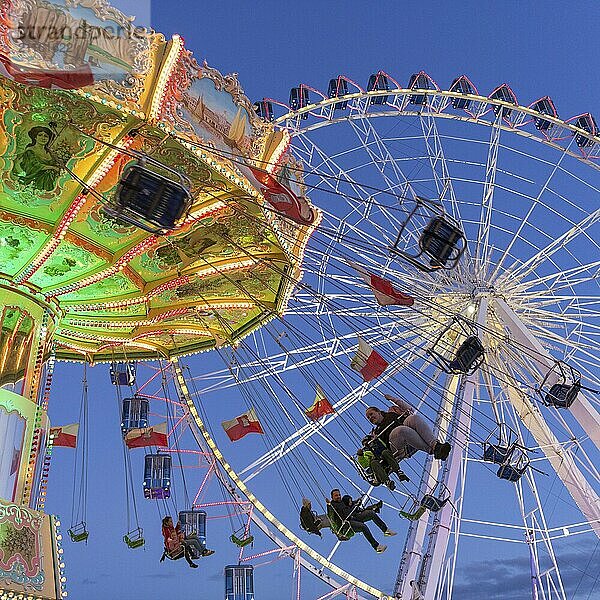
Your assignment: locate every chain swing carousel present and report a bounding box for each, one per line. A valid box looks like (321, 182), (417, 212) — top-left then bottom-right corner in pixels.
(0, 1), (317, 598)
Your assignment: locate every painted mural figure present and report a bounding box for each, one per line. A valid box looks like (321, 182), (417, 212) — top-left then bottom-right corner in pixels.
(13, 126), (62, 191)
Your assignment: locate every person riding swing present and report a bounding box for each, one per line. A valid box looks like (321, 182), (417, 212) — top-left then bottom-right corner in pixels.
(366, 394), (451, 461)
(326, 489), (395, 553)
(161, 516), (214, 568)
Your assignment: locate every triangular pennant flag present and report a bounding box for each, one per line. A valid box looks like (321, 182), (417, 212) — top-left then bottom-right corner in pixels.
(221, 408), (264, 442)
(125, 422), (168, 449)
(246, 165), (316, 226)
(348, 261), (414, 307)
(50, 423), (79, 448)
(305, 386), (335, 421)
(350, 338), (389, 382)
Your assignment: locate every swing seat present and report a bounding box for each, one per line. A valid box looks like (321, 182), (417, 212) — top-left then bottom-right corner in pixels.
(230, 534), (254, 548)
(496, 464), (526, 482)
(107, 162), (192, 233)
(160, 546), (185, 562)
(123, 529), (145, 549)
(447, 336), (485, 374)
(544, 382), (580, 409)
(420, 217), (465, 268)
(68, 523), (89, 543)
(420, 494), (448, 512)
(483, 444), (511, 465)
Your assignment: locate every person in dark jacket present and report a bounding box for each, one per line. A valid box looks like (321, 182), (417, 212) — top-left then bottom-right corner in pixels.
(300, 498), (330, 536)
(326, 489), (395, 553)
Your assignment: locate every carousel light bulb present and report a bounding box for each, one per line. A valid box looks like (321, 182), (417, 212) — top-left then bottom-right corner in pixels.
(466, 304), (477, 315)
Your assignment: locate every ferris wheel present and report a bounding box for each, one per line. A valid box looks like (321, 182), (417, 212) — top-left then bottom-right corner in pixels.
(186, 71), (600, 599)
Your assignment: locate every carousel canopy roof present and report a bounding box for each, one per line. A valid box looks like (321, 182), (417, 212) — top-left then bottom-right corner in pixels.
(0, 0), (317, 362)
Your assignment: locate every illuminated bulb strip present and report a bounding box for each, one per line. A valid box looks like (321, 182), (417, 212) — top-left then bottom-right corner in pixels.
(184, 200), (226, 224)
(74, 88), (146, 119)
(172, 363), (389, 600)
(66, 259), (256, 312)
(16, 141), (130, 284)
(64, 303), (253, 327)
(47, 236), (158, 297)
(149, 34), (184, 121)
(64, 327), (211, 343)
(265, 130), (291, 174)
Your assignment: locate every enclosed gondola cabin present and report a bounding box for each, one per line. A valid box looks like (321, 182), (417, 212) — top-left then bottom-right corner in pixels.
(328, 77), (349, 110)
(367, 72), (389, 104)
(408, 72), (430, 105)
(449, 76), (475, 110)
(253, 99), (274, 122)
(574, 113), (598, 148)
(530, 97), (557, 132)
(121, 396), (149, 434)
(489, 84), (517, 118)
(105, 160), (192, 234)
(143, 453), (171, 500)
(110, 362), (136, 386)
(289, 86), (309, 119)
(225, 565), (254, 600)
(178, 509), (206, 558)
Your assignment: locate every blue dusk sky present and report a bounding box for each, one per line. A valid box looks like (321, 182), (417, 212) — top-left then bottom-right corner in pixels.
(43, 2), (599, 600)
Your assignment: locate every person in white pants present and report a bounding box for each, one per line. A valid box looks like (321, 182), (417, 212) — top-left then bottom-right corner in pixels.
(365, 394), (451, 460)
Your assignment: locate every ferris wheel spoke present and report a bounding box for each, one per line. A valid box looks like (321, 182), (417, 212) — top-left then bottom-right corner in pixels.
(489, 141), (574, 283)
(498, 208), (600, 287)
(510, 261), (600, 297)
(238, 346), (426, 481)
(474, 114), (502, 278)
(489, 354), (600, 539)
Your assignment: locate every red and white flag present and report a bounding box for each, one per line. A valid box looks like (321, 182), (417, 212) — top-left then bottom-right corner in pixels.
(348, 261), (414, 307)
(222, 408), (264, 442)
(125, 422), (168, 449)
(50, 423), (79, 448)
(350, 338), (389, 382)
(246, 165), (316, 226)
(305, 386), (335, 421)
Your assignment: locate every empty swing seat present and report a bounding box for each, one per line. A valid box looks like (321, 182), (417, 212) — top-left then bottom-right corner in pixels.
(107, 163), (191, 233)
(496, 445), (529, 482)
(496, 464), (526, 482)
(447, 335), (485, 374)
(230, 533), (255, 548)
(420, 494), (447, 512)
(124, 528), (145, 549)
(225, 564), (254, 600)
(68, 522), (89, 543)
(483, 444), (511, 465)
(420, 217), (465, 267)
(545, 382), (581, 409)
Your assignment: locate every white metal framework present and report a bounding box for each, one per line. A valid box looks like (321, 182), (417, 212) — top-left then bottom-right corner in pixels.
(186, 78), (599, 599)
